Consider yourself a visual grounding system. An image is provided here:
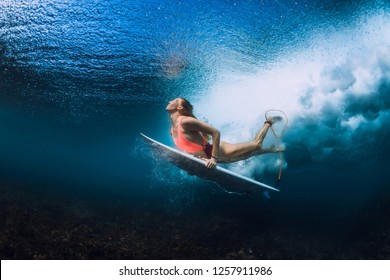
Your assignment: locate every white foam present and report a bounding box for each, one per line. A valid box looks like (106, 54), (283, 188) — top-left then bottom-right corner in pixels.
(194, 13), (390, 173)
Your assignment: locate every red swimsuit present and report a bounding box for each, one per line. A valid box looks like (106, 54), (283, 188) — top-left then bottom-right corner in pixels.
(172, 116), (213, 158)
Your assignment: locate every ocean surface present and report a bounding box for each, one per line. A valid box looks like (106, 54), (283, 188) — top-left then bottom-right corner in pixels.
(1, 0), (390, 259)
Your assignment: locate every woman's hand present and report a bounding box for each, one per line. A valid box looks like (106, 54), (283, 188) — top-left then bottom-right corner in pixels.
(204, 157), (217, 169)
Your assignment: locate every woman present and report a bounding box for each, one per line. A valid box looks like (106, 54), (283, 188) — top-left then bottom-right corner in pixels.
(166, 98), (282, 169)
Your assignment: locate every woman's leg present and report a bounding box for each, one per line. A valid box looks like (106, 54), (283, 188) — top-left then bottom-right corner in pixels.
(219, 123), (279, 163)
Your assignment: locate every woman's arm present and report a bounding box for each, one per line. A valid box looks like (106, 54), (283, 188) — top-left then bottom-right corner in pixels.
(182, 117), (220, 168)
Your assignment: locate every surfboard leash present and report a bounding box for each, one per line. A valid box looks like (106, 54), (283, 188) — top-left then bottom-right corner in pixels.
(265, 109), (288, 184)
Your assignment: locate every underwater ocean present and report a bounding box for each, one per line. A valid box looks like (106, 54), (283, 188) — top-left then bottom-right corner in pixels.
(1, 0), (390, 260)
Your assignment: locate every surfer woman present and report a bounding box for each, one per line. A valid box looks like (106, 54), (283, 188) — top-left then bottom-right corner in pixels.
(166, 98), (282, 169)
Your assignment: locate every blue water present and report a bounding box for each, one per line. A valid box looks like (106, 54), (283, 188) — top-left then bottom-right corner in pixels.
(1, 0), (390, 259)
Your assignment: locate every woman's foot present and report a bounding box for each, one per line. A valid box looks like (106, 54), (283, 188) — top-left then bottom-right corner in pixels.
(265, 115), (283, 126)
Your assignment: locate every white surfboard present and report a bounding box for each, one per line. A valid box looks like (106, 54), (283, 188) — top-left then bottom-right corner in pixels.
(141, 133), (279, 193)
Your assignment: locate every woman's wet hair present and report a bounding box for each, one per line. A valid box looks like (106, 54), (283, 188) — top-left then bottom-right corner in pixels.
(178, 98), (195, 117)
